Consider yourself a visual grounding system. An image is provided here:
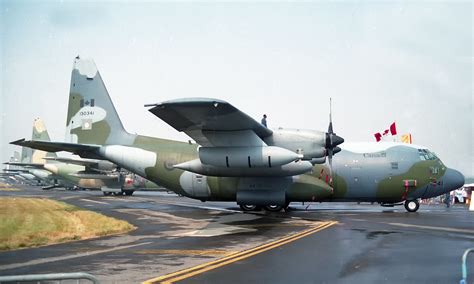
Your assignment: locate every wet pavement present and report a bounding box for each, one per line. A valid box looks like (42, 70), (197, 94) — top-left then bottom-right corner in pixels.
(0, 185), (473, 283)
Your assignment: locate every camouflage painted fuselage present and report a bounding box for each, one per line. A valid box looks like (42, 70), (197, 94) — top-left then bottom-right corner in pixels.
(57, 57), (463, 205)
(92, 134), (463, 205)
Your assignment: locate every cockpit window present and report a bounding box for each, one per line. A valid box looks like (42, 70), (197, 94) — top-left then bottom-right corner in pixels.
(418, 149), (436, 161)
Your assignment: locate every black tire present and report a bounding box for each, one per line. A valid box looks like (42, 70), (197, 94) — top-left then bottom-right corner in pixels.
(124, 190), (134, 196)
(103, 192), (112, 196)
(240, 204), (258, 211)
(264, 205), (283, 212)
(113, 191), (124, 196)
(404, 199), (420, 212)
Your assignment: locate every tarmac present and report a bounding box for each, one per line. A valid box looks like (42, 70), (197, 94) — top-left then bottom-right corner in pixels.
(0, 185), (473, 283)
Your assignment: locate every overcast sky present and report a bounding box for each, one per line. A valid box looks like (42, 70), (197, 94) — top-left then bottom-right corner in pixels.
(1, 1), (472, 177)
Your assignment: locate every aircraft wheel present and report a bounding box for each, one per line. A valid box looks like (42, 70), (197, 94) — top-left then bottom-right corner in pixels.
(404, 199), (420, 212)
(264, 205), (283, 212)
(124, 191), (134, 196)
(240, 204), (258, 211)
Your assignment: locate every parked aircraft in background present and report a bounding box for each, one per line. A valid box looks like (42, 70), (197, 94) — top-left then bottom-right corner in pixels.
(2, 148), (50, 186)
(8, 118), (160, 195)
(12, 57), (465, 212)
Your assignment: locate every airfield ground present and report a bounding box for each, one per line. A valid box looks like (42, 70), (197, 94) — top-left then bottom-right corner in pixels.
(0, 185), (472, 283)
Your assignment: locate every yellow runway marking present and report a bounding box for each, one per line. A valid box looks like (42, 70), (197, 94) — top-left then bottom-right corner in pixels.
(136, 249), (239, 257)
(143, 221), (337, 284)
(388, 222), (474, 234)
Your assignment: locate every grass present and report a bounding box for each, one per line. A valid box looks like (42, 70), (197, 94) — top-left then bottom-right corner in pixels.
(0, 197), (135, 250)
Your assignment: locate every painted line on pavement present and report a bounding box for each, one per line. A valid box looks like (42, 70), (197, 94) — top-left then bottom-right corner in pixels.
(0, 242), (152, 271)
(80, 198), (109, 205)
(388, 222), (474, 234)
(143, 221), (337, 284)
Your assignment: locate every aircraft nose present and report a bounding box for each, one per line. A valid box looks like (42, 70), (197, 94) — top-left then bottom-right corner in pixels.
(443, 168), (465, 192)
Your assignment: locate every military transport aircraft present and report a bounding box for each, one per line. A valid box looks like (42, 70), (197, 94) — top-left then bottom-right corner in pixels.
(11, 57), (465, 212)
(8, 118), (159, 195)
(3, 148), (51, 186)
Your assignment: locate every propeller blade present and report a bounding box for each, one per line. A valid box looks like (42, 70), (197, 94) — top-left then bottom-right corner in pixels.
(325, 98), (341, 187)
(328, 148), (333, 186)
(328, 97), (333, 134)
(331, 134), (344, 147)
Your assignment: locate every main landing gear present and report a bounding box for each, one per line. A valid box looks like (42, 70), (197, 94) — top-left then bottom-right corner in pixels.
(239, 203), (290, 212)
(404, 199), (420, 212)
(240, 205), (259, 211)
(102, 190), (135, 196)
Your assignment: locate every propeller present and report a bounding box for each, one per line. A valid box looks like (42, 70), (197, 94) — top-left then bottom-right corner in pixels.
(325, 98), (344, 185)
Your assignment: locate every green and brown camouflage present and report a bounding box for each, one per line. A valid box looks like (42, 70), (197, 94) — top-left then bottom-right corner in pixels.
(13, 57), (465, 211)
(65, 57), (466, 206)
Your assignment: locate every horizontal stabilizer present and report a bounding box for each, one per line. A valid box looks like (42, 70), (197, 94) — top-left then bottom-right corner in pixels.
(3, 162), (44, 169)
(43, 157), (106, 166)
(10, 139), (102, 159)
(68, 172), (118, 180)
(2, 168), (30, 173)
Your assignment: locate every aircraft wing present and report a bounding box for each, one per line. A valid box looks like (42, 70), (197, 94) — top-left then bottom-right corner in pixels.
(146, 98), (273, 147)
(10, 139), (102, 159)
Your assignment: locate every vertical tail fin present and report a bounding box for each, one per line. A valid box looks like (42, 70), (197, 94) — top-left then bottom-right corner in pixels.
(65, 56), (132, 145)
(32, 118), (51, 141)
(13, 151), (20, 162)
(31, 118), (57, 164)
(20, 144), (32, 163)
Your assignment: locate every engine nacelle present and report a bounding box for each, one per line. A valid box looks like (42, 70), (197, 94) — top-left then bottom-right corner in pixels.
(199, 146), (302, 168)
(90, 160), (117, 172)
(310, 157), (326, 165)
(264, 128), (327, 160)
